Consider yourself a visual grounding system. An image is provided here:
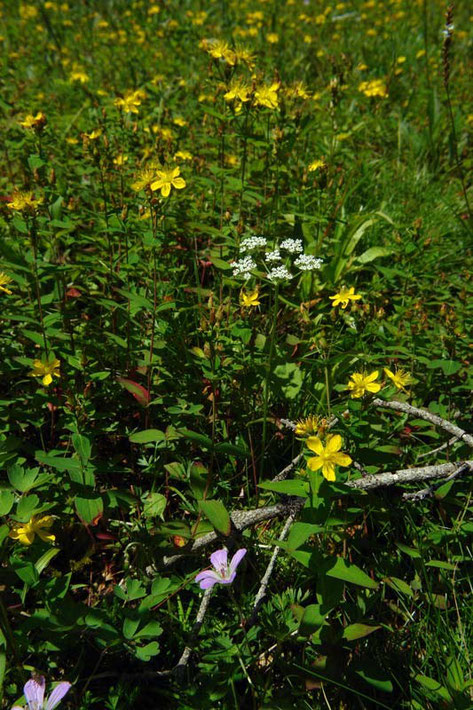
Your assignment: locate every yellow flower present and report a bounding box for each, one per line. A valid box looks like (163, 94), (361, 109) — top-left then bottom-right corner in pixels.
(240, 288), (261, 308)
(306, 434), (352, 481)
(114, 89), (144, 114)
(150, 166), (186, 198)
(173, 117), (187, 127)
(131, 167), (156, 192)
(329, 286), (361, 309)
(308, 159), (326, 172)
(113, 154), (128, 166)
(266, 33), (279, 43)
(255, 83), (280, 110)
(19, 112), (46, 130)
(358, 79), (388, 98)
(28, 356), (61, 386)
(384, 367), (413, 391)
(9, 515), (55, 545)
(224, 80), (251, 106)
(0, 272), (13, 294)
(70, 68), (89, 83)
(7, 190), (43, 213)
(174, 150), (192, 161)
(295, 415), (325, 438)
(347, 370), (381, 398)
(83, 129), (102, 140)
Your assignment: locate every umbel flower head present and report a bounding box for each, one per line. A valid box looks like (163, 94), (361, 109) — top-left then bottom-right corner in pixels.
(306, 434), (352, 481)
(12, 675), (71, 710)
(347, 370), (381, 398)
(195, 548), (247, 589)
(9, 515), (55, 546)
(28, 354), (61, 387)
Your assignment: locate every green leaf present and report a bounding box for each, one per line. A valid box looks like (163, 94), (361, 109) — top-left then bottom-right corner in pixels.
(199, 499), (231, 536)
(135, 641), (160, 661)
(35, 548), (60, 575)
(395, 542), (422, 559)
(356, 246), (393, 264)
(299, 604), (327, 636)
(426, 359), (462, 376)
(143, 492), (166, 518)
(258, 480), (309, 497)
(176, 428), (213, 448)
(425, 560), (456, 570)
(273, 362), (303, 400)
(16, 494), (40, 522)
(326, 558), (378, 589)
(446, 655), (464, 692)
(129, 429), (166, 444)
(0, 491), (14, 516)
(415, 675), (452, 701)
(75, 494), (103, 524)
(286, 522), (324, 551)
(354, 661), (393, 693)
(72, 434), (91, 467)
(342, 623), (381, 641)
(11, 557), (39, 586)
(383, 577), (413, 597)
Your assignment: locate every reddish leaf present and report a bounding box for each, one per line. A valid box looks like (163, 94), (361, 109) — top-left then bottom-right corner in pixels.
(117, 377), (150, 407)
(66, 287), (81, 298)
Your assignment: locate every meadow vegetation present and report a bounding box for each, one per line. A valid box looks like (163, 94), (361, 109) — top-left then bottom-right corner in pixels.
(1, 0), (473, 707)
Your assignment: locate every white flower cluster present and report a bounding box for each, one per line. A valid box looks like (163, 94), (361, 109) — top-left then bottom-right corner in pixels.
(280, 238), (303, 253)
(293, 254), (323, 271)
(268, 266), (293, 282)
(265, 249), (281, 262)
(232, 255), (256, 280)
(240, 236), (268, 252)
(232, 234), (322, 282)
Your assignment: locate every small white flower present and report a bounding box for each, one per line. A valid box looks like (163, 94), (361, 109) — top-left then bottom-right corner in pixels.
(293, 254), (323, 271)
(265, 249), (281, 262)
(240, 236), (267, 252)
(232, 255), (257, 277)
(280, 238), (303, 253)
(267, 266), (293, 281)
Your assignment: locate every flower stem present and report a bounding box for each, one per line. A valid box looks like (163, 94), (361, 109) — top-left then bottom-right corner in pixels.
(260, 284), (279, 481)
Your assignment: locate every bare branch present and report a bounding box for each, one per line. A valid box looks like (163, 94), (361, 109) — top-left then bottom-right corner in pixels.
(174, 587), (213, 677)
(402, 462), (471, 501)
(249, 514), (295, 624)
(417, 435), (458, 460)
(163, 460), (473, 566)
(372, 398), (473, 449)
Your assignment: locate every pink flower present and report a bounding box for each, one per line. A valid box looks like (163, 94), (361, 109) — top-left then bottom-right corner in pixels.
(195, 548), (247, 589)
(12, 676), (71, 710)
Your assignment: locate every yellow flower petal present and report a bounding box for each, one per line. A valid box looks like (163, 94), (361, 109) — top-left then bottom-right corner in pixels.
(325, 434), (342, 454)
(333, 452), (352, 466)
(307, 456), (324, 472)
(42, 373), (53, 386)
(306, 436), (324, 455)
(172, 177), (186, 189)
(161, 182), (171, 197)
(322, 462), (336, 481)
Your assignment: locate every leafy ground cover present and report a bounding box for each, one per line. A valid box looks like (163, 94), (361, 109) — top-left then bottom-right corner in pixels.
(1, 0), (473, 707)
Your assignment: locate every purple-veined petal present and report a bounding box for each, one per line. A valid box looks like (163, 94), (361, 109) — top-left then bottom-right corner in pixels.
(24, 677), (45, 710)
(229, 548), (247, 573)
(210, 548), (228, 572)
(195, 572), (219, 589)
(45, 682), (71, 710)
(195, 569), (220, 587)
(219, 572), (236, 585)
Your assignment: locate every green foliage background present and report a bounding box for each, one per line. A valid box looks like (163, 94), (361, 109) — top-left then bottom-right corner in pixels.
(1, 0), (473, 707)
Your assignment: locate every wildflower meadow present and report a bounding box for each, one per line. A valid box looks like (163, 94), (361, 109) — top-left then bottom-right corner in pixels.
(2, 0), (473, 707)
